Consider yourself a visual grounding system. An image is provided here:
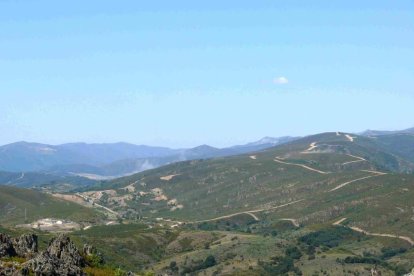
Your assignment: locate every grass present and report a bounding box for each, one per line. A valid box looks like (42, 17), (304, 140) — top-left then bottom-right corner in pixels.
(0, 185), (103, 226)
(2, 132), (414, 274)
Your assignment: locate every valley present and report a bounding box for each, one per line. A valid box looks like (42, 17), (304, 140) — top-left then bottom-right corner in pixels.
(2, 2), (414, 275)
(1, 131), (414, 275)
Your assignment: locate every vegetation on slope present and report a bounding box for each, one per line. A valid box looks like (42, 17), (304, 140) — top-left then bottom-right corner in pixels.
(0, 185), (102, 226)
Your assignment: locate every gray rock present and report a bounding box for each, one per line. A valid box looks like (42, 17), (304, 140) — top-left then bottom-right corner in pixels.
(27, 251), (84, 276)
(0, 233), (38, 259)
(1, 233), (87, 275)
(82, 244), (96, 257)
(0, 234), (15, 258)
(24, 234), (85, 276)
(12, 234), (38, 258)
(46, 234), (84, 267)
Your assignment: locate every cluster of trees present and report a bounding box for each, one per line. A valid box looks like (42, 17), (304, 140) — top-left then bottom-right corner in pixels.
(259, 246), (303, 275)
(173, 255), (217, 275)
(299, 226), (362, 248)
(380, 247), (407, 259)
(337, 255), (410, 275)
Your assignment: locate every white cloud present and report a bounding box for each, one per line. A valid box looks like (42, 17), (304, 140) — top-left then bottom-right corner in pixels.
(273, 76), (289, 85)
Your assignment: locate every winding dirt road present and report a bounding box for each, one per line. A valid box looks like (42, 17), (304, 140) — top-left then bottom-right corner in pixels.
(345, 134), (355, 142)
(274, 157), (329, 174)
(280, 218), (300, 227)
(333, 218), (414, 246)
(342, 154), (366, 165)
(193, 199), (304, 223)
(329, 170), (387, 192)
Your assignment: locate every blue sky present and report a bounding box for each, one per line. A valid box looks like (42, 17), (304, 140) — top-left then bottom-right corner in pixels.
(1, 1), (413, 147)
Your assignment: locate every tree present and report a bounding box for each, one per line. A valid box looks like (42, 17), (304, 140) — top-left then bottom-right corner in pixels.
(203, 255), (216, 268)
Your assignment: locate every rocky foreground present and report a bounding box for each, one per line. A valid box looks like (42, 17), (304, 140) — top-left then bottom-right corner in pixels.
(0, 233), (94, 276)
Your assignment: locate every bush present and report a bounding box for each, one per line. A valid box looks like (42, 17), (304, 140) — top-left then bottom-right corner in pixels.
(180, 255), (217, 274)
(285, 246), (302, 260)
(169, 261), (178, 272)
(380, 247), (407, 259)
(203, 255), (217, 268)
(261, 256), (295, 275)
(299, 227), (362, 248)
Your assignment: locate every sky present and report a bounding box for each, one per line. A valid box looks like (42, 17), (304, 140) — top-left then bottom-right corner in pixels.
(0, 0), (413, 148)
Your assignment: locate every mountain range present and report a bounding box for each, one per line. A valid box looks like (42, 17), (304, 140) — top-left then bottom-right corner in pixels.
(1, 127), (413, 190)
(0, 136), (297, 189)
(1, 128), (414, 275)
(360, 126), (414, 136)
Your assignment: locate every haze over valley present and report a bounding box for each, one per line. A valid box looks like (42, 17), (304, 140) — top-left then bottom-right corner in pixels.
(1, 1), (414, 275)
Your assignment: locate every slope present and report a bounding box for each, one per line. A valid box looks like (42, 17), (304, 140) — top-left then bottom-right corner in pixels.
(0, 137), (297, 178)
(0, 185), (102, 226)
(78, 132), (414, 242)
(0, 171), (97, 191)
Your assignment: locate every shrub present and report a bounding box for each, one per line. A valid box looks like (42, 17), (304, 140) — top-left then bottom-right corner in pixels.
(299, 227), (362, 248)
(285, 246), (302, 260)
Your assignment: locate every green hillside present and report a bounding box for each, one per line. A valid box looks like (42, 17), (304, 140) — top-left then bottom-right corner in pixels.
(80, 132), (414, 237)
(2, 132), (414, 275)
(0, 170), (97, 191)
(373, 133), (414, 164)
(0, 185), (102, 226)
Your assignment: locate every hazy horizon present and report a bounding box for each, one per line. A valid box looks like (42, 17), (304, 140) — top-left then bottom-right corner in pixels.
(1, 1), (413, 148)
(1, 125), (414, 149)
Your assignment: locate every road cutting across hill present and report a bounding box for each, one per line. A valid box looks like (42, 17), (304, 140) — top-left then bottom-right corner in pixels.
(329, 170), (387, 192)
(280, 218), (300, 227)
(342, 154), (366, 165)
(274, 157), (329, 174)
(333, 218), (414, 246)
(193, 199), (304, 223)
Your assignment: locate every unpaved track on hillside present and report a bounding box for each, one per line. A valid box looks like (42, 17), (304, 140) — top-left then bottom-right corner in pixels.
(274, 157), (329, 174)
(342, 154), (366, 165)
(75, 193), (119, 215)
(280, 218), (300, 227)
(333, 218), (347, 225)
(303, 142), (317, 152)
(333, 218), (414, 246)
(193, 199), (304, 223)
(160, 174), (180, 181)
(246, 212), (260, 221)
(329, 170), (387, 192)
(360, 170), (387, 175)
(345, 134), (355, 142)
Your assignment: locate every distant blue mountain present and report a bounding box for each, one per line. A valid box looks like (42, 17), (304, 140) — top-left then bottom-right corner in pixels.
(0, 137), (298, 178)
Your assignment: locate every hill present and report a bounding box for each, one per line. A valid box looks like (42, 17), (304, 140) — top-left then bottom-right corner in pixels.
(0, 171), (97, 191)
(360, 127), (414, 137)
(0, 141), (177, 172)
(0, 137), (297, 180)
(79, 132), (414, 238)
(368, 133), (414, 164)
(2, 132), (414, 275)
(0, 185), (102, 226)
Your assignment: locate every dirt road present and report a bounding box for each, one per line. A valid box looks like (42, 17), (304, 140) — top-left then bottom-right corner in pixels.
(193, 199), (304, 223)
(274, 157), (329, 174)
(333, 218), (414, 246)
(329, 170), (386, 192)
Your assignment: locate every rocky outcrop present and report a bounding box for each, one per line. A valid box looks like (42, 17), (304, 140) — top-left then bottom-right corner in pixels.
(24, 234), (85, 276)
(12, 234), (38, 258)
(82, 244), (96, 257)
(25, 251), (84, 276)
(1, 233), (86, 276)
(0, 233), (38, 259)
(0, 234), (15, 258)
(46, 234), (84, 267)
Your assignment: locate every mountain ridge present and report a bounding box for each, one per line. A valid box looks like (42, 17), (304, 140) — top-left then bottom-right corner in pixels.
(0, 136), (298, 175)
